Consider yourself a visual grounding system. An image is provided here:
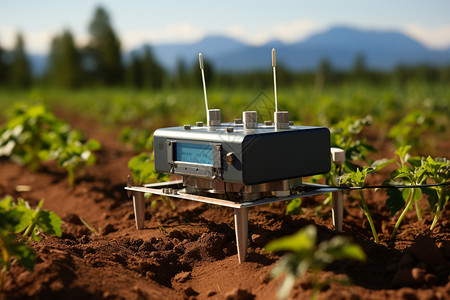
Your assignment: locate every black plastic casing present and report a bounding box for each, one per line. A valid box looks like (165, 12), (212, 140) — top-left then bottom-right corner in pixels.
(154, 123), (330, 186)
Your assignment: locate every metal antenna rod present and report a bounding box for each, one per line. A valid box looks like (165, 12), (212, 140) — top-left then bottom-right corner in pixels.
(272, 48), (278, 112)
(199, 53), (209, 119)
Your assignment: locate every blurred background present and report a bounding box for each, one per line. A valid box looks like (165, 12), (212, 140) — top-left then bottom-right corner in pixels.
(0, 0), (449, 154)
(1, 1), (450, 89)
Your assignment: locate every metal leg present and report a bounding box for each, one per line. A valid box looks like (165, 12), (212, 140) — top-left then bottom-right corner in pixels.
(332, 191), (343, 232)
(133, 192), (145, 230)
(234, 207), (248, 263)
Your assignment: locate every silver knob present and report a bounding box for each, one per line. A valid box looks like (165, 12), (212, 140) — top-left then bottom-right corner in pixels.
(243, 111), (257, 130)
(208, 109), (221, 126)
(274, 111), (289, 130)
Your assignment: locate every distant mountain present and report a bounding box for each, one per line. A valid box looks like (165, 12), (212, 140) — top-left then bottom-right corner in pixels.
(28, 26), (450, 76)
(211, 26), (450, 71)
(140, 35), (248, 71)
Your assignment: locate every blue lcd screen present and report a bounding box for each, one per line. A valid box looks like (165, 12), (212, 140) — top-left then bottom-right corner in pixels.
(175, 143), (213, 165)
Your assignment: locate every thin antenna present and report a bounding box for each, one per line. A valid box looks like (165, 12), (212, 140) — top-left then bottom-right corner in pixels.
(272, 48), (278, 112)
(199, 53), (209, 118)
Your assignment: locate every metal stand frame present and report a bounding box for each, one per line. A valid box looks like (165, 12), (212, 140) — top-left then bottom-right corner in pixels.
(125, 180), (343, 263)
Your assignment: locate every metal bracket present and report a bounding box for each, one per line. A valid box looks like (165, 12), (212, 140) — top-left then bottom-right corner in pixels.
(125, 180), (341, 263)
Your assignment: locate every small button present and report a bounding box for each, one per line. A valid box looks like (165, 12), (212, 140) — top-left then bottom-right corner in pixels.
(226, 127), (234, 133)
(264, 120), (272, 126)
(196, 121), (203, 127)
(183, 125), (191, 130)
(226, 152), (235, 165)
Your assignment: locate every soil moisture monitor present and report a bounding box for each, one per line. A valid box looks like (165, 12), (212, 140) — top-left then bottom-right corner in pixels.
(126, 49), (344, 263)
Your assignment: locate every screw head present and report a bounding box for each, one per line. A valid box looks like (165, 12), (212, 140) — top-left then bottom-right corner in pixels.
(226, 152), (235, 165)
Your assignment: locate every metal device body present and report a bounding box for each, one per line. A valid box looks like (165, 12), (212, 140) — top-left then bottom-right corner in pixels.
(154, 123), (331, 186)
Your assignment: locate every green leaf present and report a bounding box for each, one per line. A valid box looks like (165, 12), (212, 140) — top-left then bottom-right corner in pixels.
(266, 225), (316, 253)
(402, 188), (421, 203)
(277, 273), (297, 300)
(407, 156), (423, 168)
(370, 158), (394, 172)
(0, 232), (35, 270)
(12, 205), (34, 233)
(386, 188), (405, 215)
(422, 187), (439, 212)
(0, 196), (13, 209)
(35, 210), (62, 237)
(128, 152), (160, 185)
(87, 139), (101, 151)
(286, 198), (302, 215)
(395, 145), (412, 165)
(319, 236), (366, 262)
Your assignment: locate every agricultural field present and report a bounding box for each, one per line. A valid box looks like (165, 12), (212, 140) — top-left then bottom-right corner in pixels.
(0, 81), (449, 300)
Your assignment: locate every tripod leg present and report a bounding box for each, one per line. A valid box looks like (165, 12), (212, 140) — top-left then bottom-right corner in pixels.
(234, 207), (249, 263)
(133, 192), (145, 230)
(332, 191), (343, 232)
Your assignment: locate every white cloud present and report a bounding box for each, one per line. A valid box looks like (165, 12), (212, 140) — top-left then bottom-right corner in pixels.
(403, 24), (450, 50)
(224, 20), (320, 46)
(120, 22), (205, 51)
(273, 20), (320, 43)
(224, 25), (246, 40)
(26, 30), (55, 54)
(0, 26), (18, 50)
(0, 27), (71, 54)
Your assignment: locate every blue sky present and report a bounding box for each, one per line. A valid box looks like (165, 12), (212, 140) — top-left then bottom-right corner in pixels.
(1, 0), (450, 54)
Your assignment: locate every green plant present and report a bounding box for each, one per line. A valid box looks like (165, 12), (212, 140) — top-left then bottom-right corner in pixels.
(386, 146), (428, 238)
(128, 153), (174, 210)
(79, 217), (102, 236)
(0, 103), (101, 185)
(45, 131), (101, 186)
(329, 115), (376, 172)
(0, 103), (69, 171)
(128, 152), (169, 186)
(339, 161), (392, 243)
(266, 225), (365, 300)
(0, 196), (61, 289)
(286, 198), (302, 215)
(421, 157), (449, 231)
(388, 110), (434, 150)
(119, 126), (153, 152)
(303, 116), (377, 216)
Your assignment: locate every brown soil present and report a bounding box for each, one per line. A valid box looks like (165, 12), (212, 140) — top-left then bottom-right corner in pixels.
(0, 113), (449, 300)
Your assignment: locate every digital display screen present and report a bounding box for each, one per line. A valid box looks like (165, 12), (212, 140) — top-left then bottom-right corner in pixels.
(175, 143), (213, 165)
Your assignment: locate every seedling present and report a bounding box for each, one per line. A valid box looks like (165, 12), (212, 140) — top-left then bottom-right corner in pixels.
(388, 110), (435, 151)
(46, 131), (101, 186)
(0, 103), (69, 171)
(128, 152), (169, 186)
(422, 156), (449, 231)
(0, 196), (61, 289)
(0, 103), (101, 185)
(266, 225), (365, 300)
(340, 164), (383, 243)
(387, 146), (427, 238)
(304, 116), (377, 216)
(286, 198), (302, 215)
(119, 126), (153, 152)
(329, 115), (376, 172)
(79, 217), (102, 236)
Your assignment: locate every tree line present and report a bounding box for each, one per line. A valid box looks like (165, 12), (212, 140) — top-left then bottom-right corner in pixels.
(0, 6), (449, 90)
